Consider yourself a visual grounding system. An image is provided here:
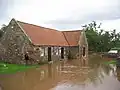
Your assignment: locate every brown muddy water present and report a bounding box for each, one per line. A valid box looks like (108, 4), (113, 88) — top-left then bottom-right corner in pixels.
(0, 55), (120, 90)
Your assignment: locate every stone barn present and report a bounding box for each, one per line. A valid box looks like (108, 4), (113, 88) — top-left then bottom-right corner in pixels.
(0, 18), (88, 64)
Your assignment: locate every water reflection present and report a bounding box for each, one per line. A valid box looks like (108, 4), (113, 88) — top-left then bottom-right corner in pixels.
(48, 64), (52, 78)
(0, 56), (120, 90)
(116, 66), (120, 82)
(0, 85), (3, 90)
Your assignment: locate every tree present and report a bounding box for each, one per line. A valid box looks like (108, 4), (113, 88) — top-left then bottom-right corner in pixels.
(83, 21), (120, 52)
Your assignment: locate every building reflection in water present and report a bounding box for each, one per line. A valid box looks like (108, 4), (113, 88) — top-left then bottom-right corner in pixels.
(116, 65), (120, 82)
(0, 84), (3, 90)
(48, 64), (52, 78)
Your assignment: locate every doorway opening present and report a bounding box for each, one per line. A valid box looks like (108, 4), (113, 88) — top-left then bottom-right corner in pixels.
(48, 47), (52, 61)
(61, 47), (64, 59)
(83, 47), (85, 56)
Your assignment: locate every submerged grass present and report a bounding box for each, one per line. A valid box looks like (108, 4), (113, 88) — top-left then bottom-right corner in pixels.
(0, 62), (39, 74)
(104, 60), (117, 65)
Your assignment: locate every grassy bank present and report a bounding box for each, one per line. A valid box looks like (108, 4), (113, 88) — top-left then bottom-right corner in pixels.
(0, 62), (39, 74)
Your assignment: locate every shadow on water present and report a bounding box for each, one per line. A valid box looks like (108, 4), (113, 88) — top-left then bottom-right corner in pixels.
(0, 55), (120, 90)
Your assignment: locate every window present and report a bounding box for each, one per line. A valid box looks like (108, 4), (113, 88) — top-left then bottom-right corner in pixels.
(56, 47), (59, 55)
(53, 47), (58, 55)
(51, 47), (54, 55)
(39, 47), (44, 56)
(83, 47), (85, 56)
(59, 47), (61, 54)
(45, 47), (48, 56)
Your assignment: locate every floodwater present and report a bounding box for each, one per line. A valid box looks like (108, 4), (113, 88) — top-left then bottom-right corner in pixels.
(0, 55), (120, 90)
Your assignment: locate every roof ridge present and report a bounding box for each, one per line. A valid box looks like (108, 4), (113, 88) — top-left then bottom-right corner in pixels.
(62, 30), (82, 32)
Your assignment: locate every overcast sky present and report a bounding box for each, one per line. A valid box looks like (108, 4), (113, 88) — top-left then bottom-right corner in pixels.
(0, 0), (120, 31)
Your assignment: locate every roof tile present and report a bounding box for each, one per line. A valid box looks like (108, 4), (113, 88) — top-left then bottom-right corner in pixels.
(62, 31), (81, 46)
(17, 21), (81, 46)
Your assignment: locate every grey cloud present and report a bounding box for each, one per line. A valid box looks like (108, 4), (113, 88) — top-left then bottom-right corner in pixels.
(45, 2), (120, 25)
(46, 14), (120, 25)
(44, 3), (120, 30)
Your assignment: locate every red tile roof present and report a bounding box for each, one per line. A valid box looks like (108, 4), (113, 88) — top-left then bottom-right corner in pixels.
(17, 21), (81, 46)
(62, 31), (81, 46)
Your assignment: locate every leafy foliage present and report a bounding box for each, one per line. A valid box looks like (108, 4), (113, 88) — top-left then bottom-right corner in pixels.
(83, 21), (120, 52)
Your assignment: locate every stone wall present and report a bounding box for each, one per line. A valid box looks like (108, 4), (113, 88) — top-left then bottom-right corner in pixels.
(0, 19), (88, 64)
(30, 46), (68, 63)
(79, 30), (88, 65)
(0, 19), (67, 64)
(67, 46), (79, 59)
(79, 31), (88, 51)
(65, 31), (89, 60)
(0, 19), (33, 64)
(0, 19), (45, 64)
